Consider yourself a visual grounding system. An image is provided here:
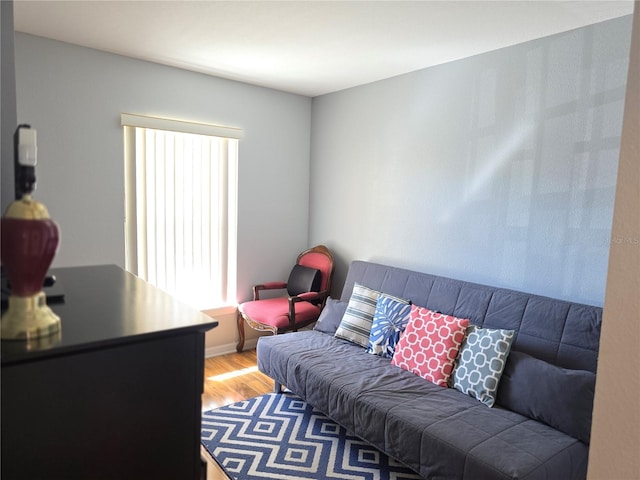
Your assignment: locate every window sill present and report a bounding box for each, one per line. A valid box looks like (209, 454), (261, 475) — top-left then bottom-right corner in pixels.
(201, 305), (238, 317)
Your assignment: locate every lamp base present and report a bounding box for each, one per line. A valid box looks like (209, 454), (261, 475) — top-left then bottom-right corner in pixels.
(1, 291), (61, 341)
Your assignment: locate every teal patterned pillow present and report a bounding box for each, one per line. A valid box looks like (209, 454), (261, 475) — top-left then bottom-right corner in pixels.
(367, 294), (411, 358)
(451, 326), (515, 407)
(334, 283), (381, 347)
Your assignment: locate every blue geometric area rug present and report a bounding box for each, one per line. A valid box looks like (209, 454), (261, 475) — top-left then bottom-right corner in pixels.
(201, 392), (423, 480)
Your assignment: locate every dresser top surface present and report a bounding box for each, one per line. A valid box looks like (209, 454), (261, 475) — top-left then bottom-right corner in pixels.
(1, 265), (218, 364)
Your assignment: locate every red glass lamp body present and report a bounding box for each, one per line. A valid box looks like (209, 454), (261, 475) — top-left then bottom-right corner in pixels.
(2, 217), (59, 296)
(1, 195), (61, 341)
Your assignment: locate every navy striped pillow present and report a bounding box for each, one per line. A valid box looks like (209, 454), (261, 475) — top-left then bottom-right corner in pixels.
(334, 283), (380, 347)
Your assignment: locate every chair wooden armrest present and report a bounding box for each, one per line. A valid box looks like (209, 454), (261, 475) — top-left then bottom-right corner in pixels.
(253, 282), (287, 300)
(287, 290), (329, 326)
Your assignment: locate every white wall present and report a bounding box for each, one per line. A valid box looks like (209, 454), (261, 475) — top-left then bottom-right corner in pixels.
(11, 33), (312, 353)
(13, 33), (312, 307)
(588, 3), (640, 478)
(310, 17), (633, 307)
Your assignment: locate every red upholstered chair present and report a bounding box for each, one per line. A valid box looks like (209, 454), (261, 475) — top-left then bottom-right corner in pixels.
(236, 245), (334, 352)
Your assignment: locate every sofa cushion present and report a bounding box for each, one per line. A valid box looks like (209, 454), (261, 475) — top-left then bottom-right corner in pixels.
(496, 350), (596, 444)
(367, 293), (411, 358)
(341, 261), (602, 373)
(258, 330), (590, 480)
(313, 298), (348, 335)
(451, 325), (515, 407)
(391, 305), (469, 386)
(335, 283), (380, 347)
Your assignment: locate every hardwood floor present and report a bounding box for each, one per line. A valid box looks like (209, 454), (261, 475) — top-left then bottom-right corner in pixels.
(201, 349), (274, 480)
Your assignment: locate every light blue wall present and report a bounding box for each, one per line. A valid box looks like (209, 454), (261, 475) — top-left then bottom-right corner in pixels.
(13, 33), (312, 304)
(310, 16), (633, 306)
(1, 1), (17, 211)
(11, 16), (632, 309)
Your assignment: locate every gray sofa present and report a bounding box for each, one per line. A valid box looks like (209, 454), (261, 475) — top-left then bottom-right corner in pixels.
(257, 260), (601, 480)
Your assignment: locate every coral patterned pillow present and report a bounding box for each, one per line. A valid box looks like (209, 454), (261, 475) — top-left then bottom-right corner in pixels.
(391, 305), (469, 387)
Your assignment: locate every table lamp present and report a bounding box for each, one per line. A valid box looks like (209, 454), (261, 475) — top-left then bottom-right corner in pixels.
(1, 125), (61, 341)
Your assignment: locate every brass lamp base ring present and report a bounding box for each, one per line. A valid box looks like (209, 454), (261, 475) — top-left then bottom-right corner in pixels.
(1, 291), (61, 341)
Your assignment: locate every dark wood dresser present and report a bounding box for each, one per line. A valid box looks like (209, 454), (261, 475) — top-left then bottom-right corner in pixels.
(1, 264), (218, 480)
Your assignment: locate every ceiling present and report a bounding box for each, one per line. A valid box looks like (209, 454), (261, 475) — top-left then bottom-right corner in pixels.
(13, 1), (635, 97)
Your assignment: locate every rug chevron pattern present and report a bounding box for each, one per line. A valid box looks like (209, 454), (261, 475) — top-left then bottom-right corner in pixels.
(201, 393), (422, 480)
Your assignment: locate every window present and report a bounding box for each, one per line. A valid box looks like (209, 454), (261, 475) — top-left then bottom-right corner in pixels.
(121, 114), (241, 310)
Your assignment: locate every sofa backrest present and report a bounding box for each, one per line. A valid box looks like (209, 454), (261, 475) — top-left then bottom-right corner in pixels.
(340, 260), (602, 373)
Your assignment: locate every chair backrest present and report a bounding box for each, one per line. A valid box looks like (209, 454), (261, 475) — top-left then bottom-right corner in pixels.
(297, 245), (334, 294)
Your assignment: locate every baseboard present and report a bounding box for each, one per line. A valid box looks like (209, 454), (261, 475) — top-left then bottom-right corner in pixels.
(205, 337), (260, 358)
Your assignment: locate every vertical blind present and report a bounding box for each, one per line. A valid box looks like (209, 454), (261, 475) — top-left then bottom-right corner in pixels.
(122, 114), (241, 310)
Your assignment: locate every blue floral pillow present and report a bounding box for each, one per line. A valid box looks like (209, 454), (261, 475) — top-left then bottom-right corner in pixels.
(367, 293), (411, 358)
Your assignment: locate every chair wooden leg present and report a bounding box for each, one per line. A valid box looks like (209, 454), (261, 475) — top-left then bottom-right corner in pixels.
(236, 312), (246, 353)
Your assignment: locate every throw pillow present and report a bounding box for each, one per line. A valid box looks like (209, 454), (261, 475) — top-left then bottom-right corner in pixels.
(287, 264), (321, 296)
(496, 351), (596, 444)
(367, 293), (411, 358)
(391, 305), (469, 386)
(334, 283), (381, 347)
(313, 298), (348, 335)
(450, 326), (515, 407)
